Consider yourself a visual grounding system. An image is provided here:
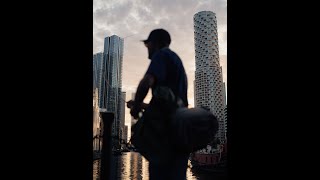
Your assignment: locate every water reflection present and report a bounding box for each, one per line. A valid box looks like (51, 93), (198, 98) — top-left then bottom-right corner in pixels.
(127, 152), (144, 179)
(93, 159), (100, 180)
(93, 152), (226, 180)
(141, 155), (149, 179)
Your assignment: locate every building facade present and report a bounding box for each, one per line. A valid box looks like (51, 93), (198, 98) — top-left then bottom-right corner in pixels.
(93, 52), (104, 106)
(103, 35), (124, 139)
(93, 88), (101, 151)
(130, 92), (138, 127)
(119, 91), (126, 143)
(123, 125), (128, 143)
(193, 11), (226, 143)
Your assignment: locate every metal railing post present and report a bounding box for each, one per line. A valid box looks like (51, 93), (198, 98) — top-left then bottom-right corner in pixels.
(100, 112), (114, 180)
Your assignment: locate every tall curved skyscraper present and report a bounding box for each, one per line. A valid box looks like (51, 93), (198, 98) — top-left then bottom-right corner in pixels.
(103, 35), (124, 138)
(194, 11), (226, 143)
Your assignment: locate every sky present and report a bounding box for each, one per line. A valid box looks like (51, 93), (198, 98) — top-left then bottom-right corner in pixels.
(93, 0), (227, 132)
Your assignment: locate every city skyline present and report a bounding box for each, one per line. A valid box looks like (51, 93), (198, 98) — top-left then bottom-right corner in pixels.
(93, 0), (227, 127)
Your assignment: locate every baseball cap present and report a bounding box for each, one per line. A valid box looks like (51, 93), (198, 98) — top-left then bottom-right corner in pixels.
(142, 29), (171, 45)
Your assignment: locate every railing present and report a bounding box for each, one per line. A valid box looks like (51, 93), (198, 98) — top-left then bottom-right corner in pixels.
(93, 111), (134, 179)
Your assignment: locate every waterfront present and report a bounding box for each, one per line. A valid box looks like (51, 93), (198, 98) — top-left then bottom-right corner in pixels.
(94, 152), (227, 180)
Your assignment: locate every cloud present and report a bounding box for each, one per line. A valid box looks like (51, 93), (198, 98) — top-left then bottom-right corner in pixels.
(93, 0), (227, 122)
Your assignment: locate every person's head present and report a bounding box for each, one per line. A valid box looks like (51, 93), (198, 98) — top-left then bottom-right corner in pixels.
(142, 29), (171, 59)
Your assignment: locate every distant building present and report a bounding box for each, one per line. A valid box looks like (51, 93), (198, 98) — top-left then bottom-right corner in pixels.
(93, 88), (101, 151)
(123, 125), (128, 143)
(131, 92), (138, 127)
(119, 92), (126, 142)
(93, 52), (102, 90)
(224, 105), (227, 134)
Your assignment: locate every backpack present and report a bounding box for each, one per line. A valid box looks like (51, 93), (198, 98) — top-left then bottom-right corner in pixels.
(152, 86), (219, 153)
(170, 106), (219, 153)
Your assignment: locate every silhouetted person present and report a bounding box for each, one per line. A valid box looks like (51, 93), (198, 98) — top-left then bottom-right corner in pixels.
(127, 29), (189, 180)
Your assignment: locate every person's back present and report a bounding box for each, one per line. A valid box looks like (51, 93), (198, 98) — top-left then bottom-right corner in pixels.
(147, 47), (188, 107)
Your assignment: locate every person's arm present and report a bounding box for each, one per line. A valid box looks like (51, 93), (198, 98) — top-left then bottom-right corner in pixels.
(127, 100), (149, 110)
(130, 74), (155, 119)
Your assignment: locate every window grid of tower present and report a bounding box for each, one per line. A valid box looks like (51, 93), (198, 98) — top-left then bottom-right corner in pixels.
(194, 11), (226, 143)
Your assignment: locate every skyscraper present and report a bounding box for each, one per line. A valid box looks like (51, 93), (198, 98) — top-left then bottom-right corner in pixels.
(119, 92), (126, 142)
(223, 82), (227, 136)
(123, 125), (128, 143)
(93, 88), (101, 151)
(103, 35), (124, 138)
(224, 105), (227, 135)
(223, 82), (227, 105)
(93, 52), (104, 106)
(194, 11), (226, 143)
(131, 92), (138, 127)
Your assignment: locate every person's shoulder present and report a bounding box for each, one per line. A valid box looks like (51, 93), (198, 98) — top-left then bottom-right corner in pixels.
(161, 47), (173, 55)
(159, 48), (177, 59)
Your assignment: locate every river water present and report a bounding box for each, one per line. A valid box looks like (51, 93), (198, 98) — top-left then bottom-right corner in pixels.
(93, 152), (227, 180)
